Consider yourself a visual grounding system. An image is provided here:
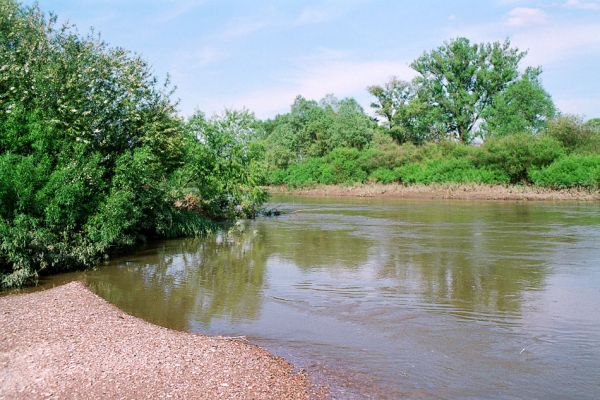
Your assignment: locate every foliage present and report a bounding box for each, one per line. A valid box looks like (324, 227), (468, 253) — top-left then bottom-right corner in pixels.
(0, 1), (266, 288)
(482, 134), (565, 183)
(261, 95), (375, 168)
(481, 67), (556, 138)
(369, 38), (552, 144)
(530, 155), (600, 189)
(411, 38), (525, 143)
(546, 115), (600, 153)
(324, 147), (368, 184)
(397, 158), (509, 184)
(368, 167), (400, 184)
(176, 110), (268, 219)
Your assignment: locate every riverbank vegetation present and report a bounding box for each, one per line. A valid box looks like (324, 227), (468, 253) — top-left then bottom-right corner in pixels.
(1, 0), (599, 288)
(263, 39), (599, 190)
(0, 1), (266, 288)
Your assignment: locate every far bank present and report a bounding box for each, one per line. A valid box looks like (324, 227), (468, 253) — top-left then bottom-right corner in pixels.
(269, 183), (600, 201)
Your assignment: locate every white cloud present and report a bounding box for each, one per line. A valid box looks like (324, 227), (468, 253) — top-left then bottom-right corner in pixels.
(506, 7), (548, 27)
(449, 20), (600, 66)
(563, 0), (600, 10)
(513, 23), (600, 65)
(209, 58), (415, 118)
(169, 46), (227, 84)
(152, 0), (207, 23)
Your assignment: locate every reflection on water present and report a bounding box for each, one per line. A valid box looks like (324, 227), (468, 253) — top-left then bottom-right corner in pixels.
(88, 226), (269, 330)
(50, 197), (600, 399)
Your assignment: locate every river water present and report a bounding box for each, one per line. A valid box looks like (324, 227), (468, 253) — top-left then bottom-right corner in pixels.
(40, 196), (600, 399)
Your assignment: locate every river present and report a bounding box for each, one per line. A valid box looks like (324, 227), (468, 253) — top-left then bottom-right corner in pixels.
(38, 196), (600, 399)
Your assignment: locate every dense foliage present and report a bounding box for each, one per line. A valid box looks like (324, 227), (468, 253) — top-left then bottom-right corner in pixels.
(368, 38), (556, 144)
(0, 1), (266, 288)
(268, 120), (600, 189)
(264, 38), (598, 190)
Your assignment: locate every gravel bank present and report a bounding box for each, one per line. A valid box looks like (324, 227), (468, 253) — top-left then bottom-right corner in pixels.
(0, 282), (320, 399)
(270, 183), (600, 201)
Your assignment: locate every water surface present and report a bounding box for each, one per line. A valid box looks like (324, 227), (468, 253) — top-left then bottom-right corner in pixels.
(42, 197), (600, 398)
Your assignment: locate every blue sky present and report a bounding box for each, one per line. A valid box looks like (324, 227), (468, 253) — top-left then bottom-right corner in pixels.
(27, 0), (600, 119)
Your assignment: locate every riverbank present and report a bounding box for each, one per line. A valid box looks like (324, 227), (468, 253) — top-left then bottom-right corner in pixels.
(269, 183), (600, 201)
(0, 282), (322, 400)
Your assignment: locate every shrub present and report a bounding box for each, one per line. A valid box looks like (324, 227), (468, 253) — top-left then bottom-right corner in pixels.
(268, 169), (288, 185)
(369, 168), (400, 184)
(283, 158), (328, 187)
(530, 155), (600, 189)
(482, 134), (564, 183)
(546, 115), (600, 152)
(324, 148), (368, 184)
(0, 1), (267, 288)
(397, 158), (509, 184)
(358, 142), (418, 172)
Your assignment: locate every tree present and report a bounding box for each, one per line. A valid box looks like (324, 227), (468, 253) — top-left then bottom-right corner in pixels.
(0, 0), (267, 288)
(368, 78), (446, 144)
(180, 110), (268, 219)
(368, 77), (414, 129)
(585, 118), (600, 132)
(411, 37), (525, 143)
(481, 67), (556, 138)
(262, 94), (375, 167)
(325, 97), (374, 150)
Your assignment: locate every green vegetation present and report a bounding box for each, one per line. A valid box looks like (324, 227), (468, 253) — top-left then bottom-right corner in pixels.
(1, 1), (599, 288)
(265, 38), (599, 191)
(0, 1), (266, 288)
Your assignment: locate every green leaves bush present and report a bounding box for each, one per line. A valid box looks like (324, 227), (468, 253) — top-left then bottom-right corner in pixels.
(530, 155), (600, 189)
(482, 134), (564, 183)
(397, 158), (509, 184)
(368, 168), (399, 184)
(0, 1), (267, 288)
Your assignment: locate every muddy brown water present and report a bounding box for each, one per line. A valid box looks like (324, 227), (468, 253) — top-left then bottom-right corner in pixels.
(27, 196), (600, 399)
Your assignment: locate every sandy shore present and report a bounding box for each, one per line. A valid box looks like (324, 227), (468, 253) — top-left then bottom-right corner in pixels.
(269, 183), (600, 201)
(0, 282), (321, 400)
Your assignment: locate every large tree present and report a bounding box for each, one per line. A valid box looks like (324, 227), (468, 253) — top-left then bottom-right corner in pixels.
(411, 37), (525, 143)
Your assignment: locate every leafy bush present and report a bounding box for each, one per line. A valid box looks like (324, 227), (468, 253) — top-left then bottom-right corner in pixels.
(369, 168), (400, 183)
(397, 158), (509, 184)
(358, 142), (418, 172)
(546, 115), (600, 152)
(530, 155), (600, 189)
(282, 158), (329, 187)
(324, 148), (368, 184)
(0, 1), (267, 288)
(482, 134), (564, 183)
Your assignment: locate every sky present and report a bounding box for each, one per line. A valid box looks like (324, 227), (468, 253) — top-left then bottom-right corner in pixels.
(25, 0), (600, 119)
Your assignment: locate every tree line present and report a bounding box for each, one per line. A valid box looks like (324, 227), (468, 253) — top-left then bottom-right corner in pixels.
(260, 39), (599, 189)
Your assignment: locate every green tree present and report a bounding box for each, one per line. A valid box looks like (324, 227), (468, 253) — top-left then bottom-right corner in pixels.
(368, 78), (447, 144)
(481, 67), (555, 138)
(325, 97), (374, 150)
(262, 94), (375, 168)
(0, 0), (267, 288)
(177, 110), (268, 219)
(368, 77), (414, 130)
(411, 37), (525, 143)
